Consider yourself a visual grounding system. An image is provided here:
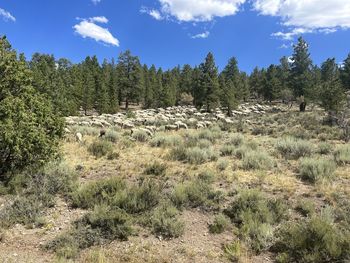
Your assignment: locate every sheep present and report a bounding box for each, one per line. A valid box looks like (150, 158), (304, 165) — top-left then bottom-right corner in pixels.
(75, 132), (83, 143)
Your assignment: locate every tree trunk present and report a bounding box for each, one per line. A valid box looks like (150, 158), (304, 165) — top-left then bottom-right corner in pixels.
(125, 99), (129, 111)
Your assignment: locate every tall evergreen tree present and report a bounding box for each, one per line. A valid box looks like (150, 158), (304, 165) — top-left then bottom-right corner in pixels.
(262, 65), (282, 101)
(341, 53), (350, 90)
(290, 37), (313, 111)
(319, 58), (345, 113)
(117, 50), (143, 110)
(198, 52), (220, 112)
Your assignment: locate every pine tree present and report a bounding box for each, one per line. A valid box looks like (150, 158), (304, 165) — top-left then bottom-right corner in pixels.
(290, 37), (313, 111)
(219, 75), (237, 116)
(319, 58), (345, 113)
(117, 50), (143, 110)
(199, 52), (220, 112)
(262, 65), (282, 102)
(341, 53), (350, 90)
(249, 67), (264, 99)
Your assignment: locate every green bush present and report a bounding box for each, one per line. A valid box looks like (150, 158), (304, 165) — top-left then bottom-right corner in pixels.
(0, 161), (77, 228)
(71, 177), (126, 209)
(150, 203), (184, 238)
(234, 145), (254, 159)
(0, 38), (63, 178)
(242, 151), (274, 170)
(171, 180), (222, 209)
(299, 158), (336, 183)
(276, 137), (313, 159)
(46, 205), (133, 259)
(104, 130), (119, 143)
(185, 147), (218, 164)
(88, 140), (113, 158)
(224, 189), (287, 252)
(220, 145), (236, 156)
(209, 214), (230, 234)
(150, 134), (182, 148)
(72, 178), (161, 214)
(198, 170), (216, 184)
(144, 162), (167, 177)
(275, 215), (350, 263)
(198, 128), (222, 142)
(317, 142), (333, 155)
(225, 190), (287, 225)
(197, 139), (212, 149)
(131, 130), (149, 142)
(334, 145), (350, 165)
(295, 199), (315, 217)
(217, 159), (229, 171)
(227, 133), (244, 146)
(170, 146), (218, 164)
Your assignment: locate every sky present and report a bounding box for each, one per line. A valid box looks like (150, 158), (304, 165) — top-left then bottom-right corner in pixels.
(1, 0), (350, 73)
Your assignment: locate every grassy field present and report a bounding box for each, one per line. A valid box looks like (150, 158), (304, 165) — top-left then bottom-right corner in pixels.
(0, 107), (349, 263)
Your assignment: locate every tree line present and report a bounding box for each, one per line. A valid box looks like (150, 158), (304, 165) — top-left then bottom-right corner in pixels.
(12, 36), (350, 115)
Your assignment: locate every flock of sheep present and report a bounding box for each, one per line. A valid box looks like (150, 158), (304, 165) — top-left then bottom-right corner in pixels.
(65, 103), (278, 142)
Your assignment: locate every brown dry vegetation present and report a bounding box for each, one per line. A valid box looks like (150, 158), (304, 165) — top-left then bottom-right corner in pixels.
(0, 106), (350, 263)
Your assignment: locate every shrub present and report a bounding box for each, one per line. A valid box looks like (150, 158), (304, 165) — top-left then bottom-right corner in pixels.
(0, 37), (63, 178)
(185, 147), (218, 164)
(71, 177), (126, 209)
(295, 199), (315, 217)
(150, 203), (184, 238)
(198, 170), (216, 184)
(275, 215), (350, 263)
(234, 145), (252, 160)
(225, 190), (287, 225)
(276, 137), (313, 159)
(170, 146), (218, 164)
(197, 139), (212, 149)
(104, 130), (119, 143)
(46, 205), (133, 259)
(224, 190), (287, 252)
(171, 180), (222, 209)
(150, 134), (182, 148)
(198, 128), (221, 142)
(114, 180), (161, 214)
(220, 145), (236, 156)
(144, 162), (167, 177)
(0, 161), (77, 228)
(241, 151), (274, 170)
(106, 151), (120, 160)
(299, 158), (336, 183)
(209, 214), (230, 234)
(334, 144), (350, 165)
(88, 140), (113, 158)
(0, 196), (44, 228)
(317, 142), (333, 155)
(131, 130), (149, 142)
(217, 159), (229, 171)
(227, 133), (244, 146)
(224, 240), (247, 262)
(72, 178), (161, 214)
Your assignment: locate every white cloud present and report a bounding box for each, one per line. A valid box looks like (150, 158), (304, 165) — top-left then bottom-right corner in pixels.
(149, 9), (163, 20)
(157, 0), (246, 22)
(191, 31), (210, 39)
(254, 0), (350, 39)
(140, 7), (164, 20)
(92, 0), (101, 5)
(0, 8), (16, 22)
(90, 16), (108, 23)
(73, 17), (119, 46)
(272, 28), (312, 40)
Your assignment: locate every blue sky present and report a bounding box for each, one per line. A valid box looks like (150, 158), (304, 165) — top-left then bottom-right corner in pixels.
(1, 0), (350, 72)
